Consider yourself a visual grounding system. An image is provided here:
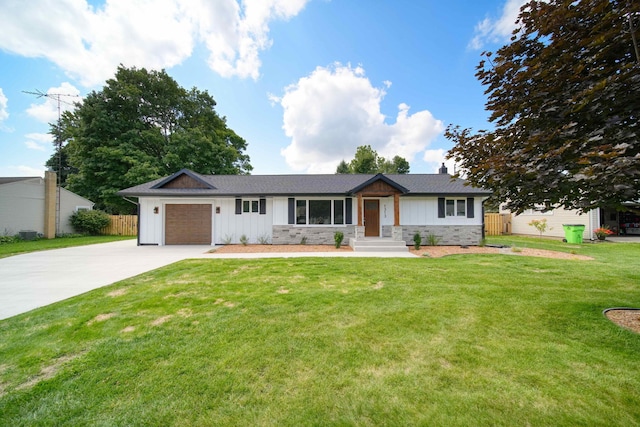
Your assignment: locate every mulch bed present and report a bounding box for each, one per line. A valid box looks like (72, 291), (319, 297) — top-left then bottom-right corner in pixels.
(605, 309), (640, 334)
(211, 244), (353, 253)
(211, 244), (593, 260)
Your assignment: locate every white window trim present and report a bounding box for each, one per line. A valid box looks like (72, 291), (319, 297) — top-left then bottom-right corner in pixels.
(445, 199), (466, 217)
(242, 199), (260, 214)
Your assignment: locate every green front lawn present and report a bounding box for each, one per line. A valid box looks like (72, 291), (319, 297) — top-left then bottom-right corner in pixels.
(0, 235), (135, 259)
(1, 239), (639, 425)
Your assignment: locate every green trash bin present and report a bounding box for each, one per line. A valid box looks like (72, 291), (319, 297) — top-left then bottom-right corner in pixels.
(562, 224), (585, 244)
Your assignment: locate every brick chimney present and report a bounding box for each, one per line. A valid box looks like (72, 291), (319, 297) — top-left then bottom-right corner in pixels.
(44, 170), (57, 239)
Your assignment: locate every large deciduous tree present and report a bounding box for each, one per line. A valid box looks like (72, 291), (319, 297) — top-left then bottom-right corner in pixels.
(336, 145), (410, 174)
(52, 65), (252, 213)
(446, 0), (640, 213)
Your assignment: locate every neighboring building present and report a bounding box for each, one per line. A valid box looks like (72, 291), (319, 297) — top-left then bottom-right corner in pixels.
(118, 167), (491, 248)
(500, 203), (640, 240)
(0, 171), (94, 237)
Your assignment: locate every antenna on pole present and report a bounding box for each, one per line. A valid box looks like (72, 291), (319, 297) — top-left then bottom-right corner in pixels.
(23, 89), (81, 236)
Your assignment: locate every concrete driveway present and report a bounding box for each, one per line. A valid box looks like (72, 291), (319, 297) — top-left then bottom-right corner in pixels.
(0, 240), (213, 320)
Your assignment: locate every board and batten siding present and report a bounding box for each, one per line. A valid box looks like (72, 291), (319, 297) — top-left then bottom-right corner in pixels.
(400, 197), (484, 225)
(214, 198), (273, 244)
(138, 198), (161, 244)
(138, 197), (274, 245)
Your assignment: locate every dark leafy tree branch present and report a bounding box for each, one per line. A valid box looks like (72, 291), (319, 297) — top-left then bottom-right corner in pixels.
(446, 0), (640, 213)
(49, 65), (252, 213)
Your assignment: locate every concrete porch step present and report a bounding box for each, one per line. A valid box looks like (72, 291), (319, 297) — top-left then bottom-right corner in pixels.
(348, 238), (409, 252)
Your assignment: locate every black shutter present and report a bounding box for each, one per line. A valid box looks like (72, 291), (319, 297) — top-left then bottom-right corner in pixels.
(345, 198), (352, 224)
(259, 198), (266, 215)
(467, 198), (474, 218)
(235, 199), (242, 215)
(288, 198), (295, 224)
(438, 198), (445, 218)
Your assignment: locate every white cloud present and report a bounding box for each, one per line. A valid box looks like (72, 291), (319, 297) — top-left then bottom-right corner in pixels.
(0, 0), (308, 87)
(277, 64), (444, 173)
(24, 141), (47, 151)
(24, 133), (53, 151)
(423, 148), (447, 166)
(25, 83), (81, 124)
(0, 165), (46, 177)
(193, 0), (309, 79)
(0, 88), (8, 124)
(469, 0), (528, 50)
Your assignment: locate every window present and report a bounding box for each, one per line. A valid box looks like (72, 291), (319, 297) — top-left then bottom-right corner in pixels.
(522, 205), (553, 216)
(239, 199), (262, 214)
(296, 200), (306, 224)
(75, 206), (91, 212)
(295, 199), (345, 225)
(446, 200), (455, 216)
(334, 200), (344, 225)
(309, 200), (331, 224)
(446, 199), (466, 217)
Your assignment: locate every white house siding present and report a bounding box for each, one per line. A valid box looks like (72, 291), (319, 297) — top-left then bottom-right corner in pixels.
(0, 178), (45, 235)
(214, 198), (273, 244)
(138, 198), (162, 244)
(501, 206), (599, 240)
(138, 195), (486, 246)
(0, 178), (93, 235)
(138, 197), (273, 245)
(59, 188), (95, 234)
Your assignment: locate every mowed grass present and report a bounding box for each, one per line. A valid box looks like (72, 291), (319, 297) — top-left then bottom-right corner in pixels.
(1, 239), (639, 426)
(0, 235), (135, 259)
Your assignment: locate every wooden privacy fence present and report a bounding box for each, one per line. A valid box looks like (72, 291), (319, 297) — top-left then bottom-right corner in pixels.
(484, 213), (512, 236)
(101, 215), (137, 236)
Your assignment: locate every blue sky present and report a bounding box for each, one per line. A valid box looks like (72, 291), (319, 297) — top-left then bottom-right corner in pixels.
(0, 0), (526, 177)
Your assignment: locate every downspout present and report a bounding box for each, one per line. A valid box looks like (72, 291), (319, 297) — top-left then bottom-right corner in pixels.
(121, 196), (140, 246)
(481, 197), (487, 242)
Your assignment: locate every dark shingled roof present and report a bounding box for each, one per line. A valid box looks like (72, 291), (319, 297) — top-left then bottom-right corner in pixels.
(118, 169), (491, 198)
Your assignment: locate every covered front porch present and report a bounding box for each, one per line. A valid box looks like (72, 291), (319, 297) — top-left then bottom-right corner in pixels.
(348, 174), (408, 252)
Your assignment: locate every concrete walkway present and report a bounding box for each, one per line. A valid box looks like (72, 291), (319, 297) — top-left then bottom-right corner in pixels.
(0, 240), (416, 320)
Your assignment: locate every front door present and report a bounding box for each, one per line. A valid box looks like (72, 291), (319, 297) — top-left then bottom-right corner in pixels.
(364, 199), (380, 237)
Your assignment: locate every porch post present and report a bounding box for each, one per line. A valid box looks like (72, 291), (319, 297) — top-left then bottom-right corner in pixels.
(357, 193), (363, 226)
(394, 193), (400, 226)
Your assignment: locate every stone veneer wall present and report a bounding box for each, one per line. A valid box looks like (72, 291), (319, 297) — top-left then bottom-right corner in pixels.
(382, 225), (484, 246)
(272, 225), (356, 245)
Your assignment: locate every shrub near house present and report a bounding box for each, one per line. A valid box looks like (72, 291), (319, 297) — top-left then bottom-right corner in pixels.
(70, 210), (111, 235)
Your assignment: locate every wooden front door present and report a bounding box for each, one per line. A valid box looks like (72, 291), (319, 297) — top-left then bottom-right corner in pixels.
(364, 199), (380, 237)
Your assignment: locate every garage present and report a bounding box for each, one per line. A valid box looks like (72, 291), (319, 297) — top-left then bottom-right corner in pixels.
(165, 204), (212, 245)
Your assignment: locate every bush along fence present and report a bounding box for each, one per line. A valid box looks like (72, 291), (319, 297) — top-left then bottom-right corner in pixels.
(101, 215), (137, 236)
